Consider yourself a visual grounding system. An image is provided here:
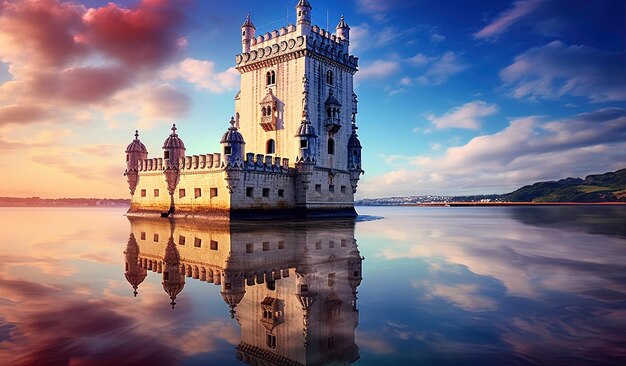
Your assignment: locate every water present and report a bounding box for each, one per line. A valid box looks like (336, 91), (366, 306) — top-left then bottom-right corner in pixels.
(0, 206), (624, 365)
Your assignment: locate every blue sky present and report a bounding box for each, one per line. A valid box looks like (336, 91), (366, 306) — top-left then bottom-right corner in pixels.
(0, 0), (624, 198)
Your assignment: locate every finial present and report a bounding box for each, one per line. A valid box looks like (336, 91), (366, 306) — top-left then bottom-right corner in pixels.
(171, 123), (177, 135)
(229, 116), (236, 128)
(133, 289), (138, 297)
(134, 130), (139, 140)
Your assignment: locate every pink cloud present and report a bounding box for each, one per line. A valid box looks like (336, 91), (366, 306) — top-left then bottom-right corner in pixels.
(474, 0), (543, 40)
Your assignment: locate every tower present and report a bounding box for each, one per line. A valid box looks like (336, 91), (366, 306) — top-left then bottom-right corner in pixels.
(241, 14), (256, 53)
(163, 124), (186, 212)
(124, 131), (148, 195)
(296, 0), (312, 35)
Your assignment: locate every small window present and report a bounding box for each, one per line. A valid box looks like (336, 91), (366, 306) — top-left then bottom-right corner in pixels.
(141, 189), (146, 197)
(278, 241), (285, 249)
(326, 70), (334, 85)
(153, 234), (159, 242)
(300, 284), (308, 292)
(341, 186), (347, 194)
(225, 282), (232, 290)
(329, 241), (335, 249)
(262, 188), (270, 198)
(300, 140), (308, 149)
(210, 188), (218, 198)
(163, 272), (169, 281)
(224, 146), (232, 155)
(353, 271), (360, 277)
(341, 239), (347, 247)
(154, 189), (160, 197)
(179, 235), (186, 245)
(266, 70), (276, 86)
(246, 243), (254, 253)
(328, 138), (335, 155)
(246, 187), (254, 197)
(195, 188), (201, 198)
(126, 155), (129, 162)
(266, 139), (275, 154)
(329, 185), (335, 194)
(263, 242), (270, 251)
(210, 240), (218, 250)
(179, 189), (186, 198)
(266, 334), (277, 349)
(164, 151), (170, 159)
(140, 232), (146, 240)
(328, 273), (335, 287)
(315, 241), (322, 250)
(278, 189), (284, 197)
(194, 237), (202, 248)
(315, 184), (321, 193)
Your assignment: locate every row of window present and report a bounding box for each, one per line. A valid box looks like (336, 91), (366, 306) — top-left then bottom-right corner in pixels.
(262, 139), (334, 155)
(246, 241), (286, 253)
(139, 188), (218, 199)
(315, 184), (347, 195)
(139, 232), (218, 250)
(246, 187), (285, 198)
(265, 70), (335, 87)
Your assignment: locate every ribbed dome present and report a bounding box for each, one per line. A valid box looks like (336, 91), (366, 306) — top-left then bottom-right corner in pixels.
(336, 15), (349, 29)
(221, 117), (245, 144)
(162, 124), (185, 150)
(295, 119), (317, 137)
(126, 131), (148, 153)
(348, 122), (361, 148)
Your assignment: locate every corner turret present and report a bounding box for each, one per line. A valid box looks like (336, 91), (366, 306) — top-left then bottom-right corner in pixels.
(221, 117), (245, 193)
(124, 130), (148, 195)
(124, 233), (147, 297)
(347, 115), (364, 193)
(241, 14), (256, 53)
(296, 0), (312, 35)
(336, 15), (350, 44)
(163, 124), (186, 212)
(162, 235), (185, 309)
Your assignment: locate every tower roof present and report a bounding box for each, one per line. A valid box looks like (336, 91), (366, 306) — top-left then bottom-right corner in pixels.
(348, 117), (362, 148)
(125, 130), (148, 154)
(162, 124), (186, 150)
(336, 15), (349, 29)
(241, 14), (255, 29)
(296, 0), (312, 8)
(220, 117), (245, 144)
(325, 88), (342, 107)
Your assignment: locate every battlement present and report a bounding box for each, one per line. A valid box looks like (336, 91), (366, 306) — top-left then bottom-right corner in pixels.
(137, 152), (292, 175)
(244, 153), (291, 174)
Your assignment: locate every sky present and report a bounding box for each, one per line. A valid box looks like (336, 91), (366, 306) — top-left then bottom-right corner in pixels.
(0, 0), (624, 199)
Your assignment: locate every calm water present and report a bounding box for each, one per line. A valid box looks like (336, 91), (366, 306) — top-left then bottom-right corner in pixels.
(0, 206), (625, 365)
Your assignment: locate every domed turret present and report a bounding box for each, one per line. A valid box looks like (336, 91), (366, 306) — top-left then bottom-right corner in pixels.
(296, 0), (312, 35)
(124, 131), (148, 195)
(221, 270), (246, 319)
(325, 88), (342, 134)
(163, 124), (186, 200)
(348, 115), (364, 193)
(296, 76), (318, 164)
(162, 236), (185, 309)
(221, 117), (246, 167)
(336, 15), (350, 42)
(124, 233), (147, 297)
(241, 14), (256, 53)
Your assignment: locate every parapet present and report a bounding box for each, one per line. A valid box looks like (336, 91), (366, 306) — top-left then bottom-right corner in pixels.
(244, 153), (290, 174)
(138, 153), (224, 172)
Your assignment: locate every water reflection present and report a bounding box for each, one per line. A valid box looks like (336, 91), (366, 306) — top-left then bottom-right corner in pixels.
(124, 217), (363, 365)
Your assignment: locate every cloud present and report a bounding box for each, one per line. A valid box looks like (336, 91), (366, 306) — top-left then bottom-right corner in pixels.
(500, 41), (626, 102)
(360, 108), (626, 197)
(350, 23), (418, 52)
(160, 58), (239, 93)
(427, 101), (499, 130)
(146, 84), (191, 118)
(474, 0), (543, 39)
(430, 33), (445, 43)
(357, 60), (401, 81)
(416, 51), (468, 86)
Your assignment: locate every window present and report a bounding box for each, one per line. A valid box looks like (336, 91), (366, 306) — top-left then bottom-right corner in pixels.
(278, 241), (285, 249)
(315, 184), (322, 193)
(126, 155), (129, 162)
(179, 235), (186, 245)
(210, 188), (218, 198)
(278, 189), (284, 197)
(141, 189), (146, 197)
(300, 140), (308, 149)
(262, 188), (270, 198)
(341, 239), (347, 247)
(154, 189), (160, 197)
(164, 151), (170, 159)
(354, 270), (360, 277)
(329, 185), (335, 194)
(315, 241), (322, 250)
(328, 273), (335, 287)
(329, 240), (335, 249)
(210, 240), (218, 250)
(194, 237), (202, 248)
(300, 284), (308, 292)
(153, 234), (159, 242)
(326, 70), (334, 85)
(246, 187), (254, 197)
(140, 232), (146, 240)
(195, 188), (201, 198)
(266, 139), (275, 154)
(263, 242), (270, 251)
(224, 146), (232, 155)
(328, 138), (335, 155)
(341, 186), (347, 194)
(163, 272), (169, 281)
(225, 283), (232, 290)
(266, 70), (276, 86)
(266, 334), (277, 349)
(246, 243), (254, 253)
(179, 189), (186, 198)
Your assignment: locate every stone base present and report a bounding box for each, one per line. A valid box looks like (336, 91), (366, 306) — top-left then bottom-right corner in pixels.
(126, 207), (358, 221)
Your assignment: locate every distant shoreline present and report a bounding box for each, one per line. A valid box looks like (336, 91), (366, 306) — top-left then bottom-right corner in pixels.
(358, 202), (626, 207)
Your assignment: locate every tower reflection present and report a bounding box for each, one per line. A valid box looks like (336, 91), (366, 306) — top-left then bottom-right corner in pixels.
(123, 217), (363, 365)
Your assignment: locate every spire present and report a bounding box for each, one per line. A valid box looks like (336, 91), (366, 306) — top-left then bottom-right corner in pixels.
(134, 130), (139, 140)
(241, 14), (255, 29)
(170, 123), (177, 136)
(337, 15), (349, 29)
(297, 0), (312, 8)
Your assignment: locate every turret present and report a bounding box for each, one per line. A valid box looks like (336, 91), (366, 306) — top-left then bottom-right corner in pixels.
(241, 14), (256, 53)
(162, 235), (185, 309)
(163, 124), (185, 212)
(296, 0), (312, 35)
(325, 87), (342, 134)
(221, 269), (246, 319)
(295, 245), (317, 347)
(221, 117), (245, 193)
(347, 115), (364, 193)
(336, 15), (350, 44)
(124, 233), (147, 297)
(124, 130), (148, 195)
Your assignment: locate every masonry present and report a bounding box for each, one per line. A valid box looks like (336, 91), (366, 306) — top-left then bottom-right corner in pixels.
(124, 0), (364, 220)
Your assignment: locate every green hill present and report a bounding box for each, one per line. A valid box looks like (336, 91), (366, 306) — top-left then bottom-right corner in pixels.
(501, 168), (626, 202)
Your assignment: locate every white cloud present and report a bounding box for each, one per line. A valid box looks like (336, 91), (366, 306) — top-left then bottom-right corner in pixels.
(500, 41), (626, 102)
(416, 51), (467, 86)
(358, 60), (401, 81)
(430, 33), (445, 43)
(474, 0), (543, 39)
(161, 58), (240, 93)
(408, 53), (431, 67)
(427, 101), (499, 130)
(359, 108), (626, 197)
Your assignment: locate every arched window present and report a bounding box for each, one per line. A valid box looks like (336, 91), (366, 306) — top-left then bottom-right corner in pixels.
(266, 70), (276, 86)
(327, 108), (332, 118)
(266, 139), (276, 154)
(326, 70), (334, 85)
(328, 138), (335, 155)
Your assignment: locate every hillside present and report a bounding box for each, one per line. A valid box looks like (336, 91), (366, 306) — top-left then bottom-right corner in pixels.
(500, 169), (626, 202)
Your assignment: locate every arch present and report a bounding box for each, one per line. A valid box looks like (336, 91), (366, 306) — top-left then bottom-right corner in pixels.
(266, 70), (276, 86)
(328, 138), (335, 155)
(266, 139), (276, 154)
(326, 70), (334, 85)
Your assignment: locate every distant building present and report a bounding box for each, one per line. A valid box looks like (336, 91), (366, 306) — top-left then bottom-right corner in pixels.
(124, 216), (363, 364)
(124, 0), (363, 219)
